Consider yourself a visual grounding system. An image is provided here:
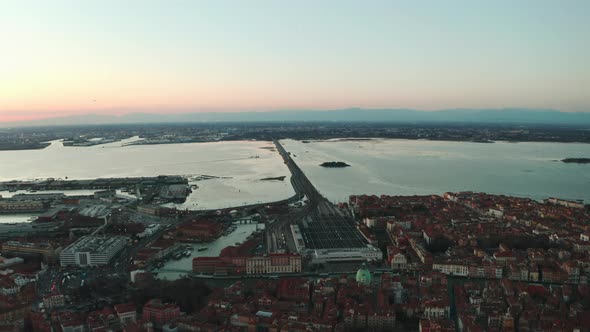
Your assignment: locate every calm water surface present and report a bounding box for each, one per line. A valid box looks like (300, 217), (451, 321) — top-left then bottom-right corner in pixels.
(2, 138), (587, 276)
(157, 223), (263, 279)
(0, 138), (588, 218)
(281, 139), (590, 203)
(0, 139), (295, 214)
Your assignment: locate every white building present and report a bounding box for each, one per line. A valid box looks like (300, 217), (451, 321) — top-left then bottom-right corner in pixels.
(545, 198), (585, 209)
(432, 262), (469, 276)
(60, 236), (128, 267)
(364, 218), (377, 228)
(13, 274), (36, 287)
(488, 208), (504, 217)
(0, 278), (19, 295)
(290, 225), (306, 252)
(423, 300), (450, 319)
(387, 219), (411, 231)
(391, 252), (408, 270)
(309, 246), (383, 265)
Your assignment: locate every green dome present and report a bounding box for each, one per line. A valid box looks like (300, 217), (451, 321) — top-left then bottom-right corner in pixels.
(355, 262), (372, 285)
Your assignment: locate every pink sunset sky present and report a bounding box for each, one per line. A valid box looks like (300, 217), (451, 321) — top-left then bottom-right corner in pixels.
(1, 1), (589, 123)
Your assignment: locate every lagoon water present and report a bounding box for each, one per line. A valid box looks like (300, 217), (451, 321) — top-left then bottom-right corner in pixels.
(0, 138), (588, 224)
(2, 137), (588, 275)
(157, 223), (262, 279)
(281, 139), (590, 203)
(0, 138), (295, 215)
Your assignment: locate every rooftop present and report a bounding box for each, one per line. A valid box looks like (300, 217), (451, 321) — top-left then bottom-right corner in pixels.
(62, 235), (127, 254)
(298, 214), (367, 249)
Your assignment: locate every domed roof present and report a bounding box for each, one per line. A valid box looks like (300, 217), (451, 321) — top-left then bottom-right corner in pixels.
(355, 262), (372, 285)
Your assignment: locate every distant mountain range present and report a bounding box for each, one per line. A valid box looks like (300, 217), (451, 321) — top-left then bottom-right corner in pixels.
(3, 108), (590, 127)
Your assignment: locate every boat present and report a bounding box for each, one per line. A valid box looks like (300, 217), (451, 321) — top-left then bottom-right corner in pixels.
(197, 247), (208, 252)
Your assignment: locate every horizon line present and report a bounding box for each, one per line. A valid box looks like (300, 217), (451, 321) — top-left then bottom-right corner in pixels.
(2, 106), (586, 123)
(2, 107), (590, 128)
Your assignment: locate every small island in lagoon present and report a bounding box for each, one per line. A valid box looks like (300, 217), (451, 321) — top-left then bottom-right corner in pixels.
(260, 176), (287, 181)
(320, 161), (351, 168)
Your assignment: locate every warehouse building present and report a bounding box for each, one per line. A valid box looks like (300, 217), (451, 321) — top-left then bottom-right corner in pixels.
(0, 199), (44, 213)
(1, 241), (59, 262)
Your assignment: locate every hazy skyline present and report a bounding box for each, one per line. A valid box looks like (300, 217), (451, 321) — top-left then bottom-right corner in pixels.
(1, 0), (589, 122)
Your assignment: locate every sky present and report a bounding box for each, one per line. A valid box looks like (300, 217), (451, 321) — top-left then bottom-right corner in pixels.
(1, 0), (589, 122)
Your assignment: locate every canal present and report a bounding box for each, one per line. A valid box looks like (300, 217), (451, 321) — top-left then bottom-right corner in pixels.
(156, 222), (265, 280)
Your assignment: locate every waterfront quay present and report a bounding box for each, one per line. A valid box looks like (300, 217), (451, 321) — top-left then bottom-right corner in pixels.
(0, 175), (187, 192)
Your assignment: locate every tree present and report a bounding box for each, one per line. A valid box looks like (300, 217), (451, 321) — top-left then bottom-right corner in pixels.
(426, 236), (454, 253)
(131, 276), (212, 314)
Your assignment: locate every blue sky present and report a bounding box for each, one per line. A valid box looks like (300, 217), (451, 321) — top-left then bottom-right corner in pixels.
(0, 0), (588, 121)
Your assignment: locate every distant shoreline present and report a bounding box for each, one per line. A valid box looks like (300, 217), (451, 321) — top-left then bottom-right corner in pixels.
(1, 133), (590, 152)
(0, 142), (50, 151)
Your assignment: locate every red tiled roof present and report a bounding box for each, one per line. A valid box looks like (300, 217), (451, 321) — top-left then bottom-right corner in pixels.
(115, 302), (137, 314)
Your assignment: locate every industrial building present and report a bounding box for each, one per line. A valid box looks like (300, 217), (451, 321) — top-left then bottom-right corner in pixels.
(1, 241), (59, 262)
(298, 213), (367, 249)
(292, 213), (383, 264)
(309, 247), (383, 264)
(60, 235), (128, 267)
(0, 199), (44, 213)
(10, 193), (65, 202)
(276, 139), (384, 265)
